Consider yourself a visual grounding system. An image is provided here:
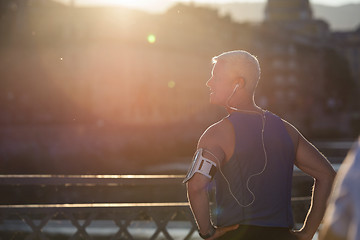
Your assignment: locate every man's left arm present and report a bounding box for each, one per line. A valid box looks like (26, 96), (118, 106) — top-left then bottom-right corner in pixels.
(293, 132), (336, 240)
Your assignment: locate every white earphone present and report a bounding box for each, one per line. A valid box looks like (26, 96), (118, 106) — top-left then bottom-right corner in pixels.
(215, 81), (268, 208)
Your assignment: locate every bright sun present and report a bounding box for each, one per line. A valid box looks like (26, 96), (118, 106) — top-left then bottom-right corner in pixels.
(97, 0), (150, 8)
(64, 0), (167, 8)
(55, 0), (175, 13)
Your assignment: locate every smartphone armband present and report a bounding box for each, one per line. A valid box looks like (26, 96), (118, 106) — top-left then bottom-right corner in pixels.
(183, 148), (217, 183)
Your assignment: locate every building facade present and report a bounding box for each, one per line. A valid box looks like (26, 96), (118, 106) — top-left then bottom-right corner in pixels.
(0, 0), (358, 137)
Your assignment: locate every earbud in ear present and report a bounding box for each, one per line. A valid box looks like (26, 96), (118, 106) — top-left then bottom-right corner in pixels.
(232, 84), (240, 93)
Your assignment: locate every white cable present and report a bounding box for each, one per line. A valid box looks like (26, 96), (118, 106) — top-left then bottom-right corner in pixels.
(205, 84), (268, 208)
(204, 149), (255, 207)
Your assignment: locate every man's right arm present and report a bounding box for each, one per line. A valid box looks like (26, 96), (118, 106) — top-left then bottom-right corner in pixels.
(187, 120), (239, 239)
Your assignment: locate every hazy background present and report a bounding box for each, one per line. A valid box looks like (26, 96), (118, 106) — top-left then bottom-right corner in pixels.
(54, 0), (360, 30)
(0, 0), (359, 175)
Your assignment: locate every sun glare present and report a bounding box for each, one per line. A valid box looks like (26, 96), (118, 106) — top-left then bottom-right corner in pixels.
(147, 34), (156, 44)
(58, 0), (360, 8)
(71, 0), (167, 8)
(168, 81), (176, 88)
(106, 0), (150, 8)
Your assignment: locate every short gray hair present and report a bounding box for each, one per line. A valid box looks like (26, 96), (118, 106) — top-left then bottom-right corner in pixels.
(212, 50), (261, 93)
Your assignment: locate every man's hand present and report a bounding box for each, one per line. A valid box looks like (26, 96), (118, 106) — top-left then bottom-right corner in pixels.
(206, 224), (239, 240)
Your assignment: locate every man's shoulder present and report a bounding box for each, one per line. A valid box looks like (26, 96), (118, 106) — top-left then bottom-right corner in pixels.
(265, 111), (298, 135)
(267, 112), (300, 149)
(279, 118), (300, 137)
(200, 118), (233, 143)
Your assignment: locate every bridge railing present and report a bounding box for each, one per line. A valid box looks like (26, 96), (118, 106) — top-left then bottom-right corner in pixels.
(0, 202), (198, 240)
(0, 140), (352, 239)
(0, 174), (312, 240)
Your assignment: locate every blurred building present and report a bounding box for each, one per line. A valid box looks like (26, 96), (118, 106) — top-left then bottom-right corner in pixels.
(258, 0), (357, 136)
(331, 27), (360, 91)
(264, 0), (330, 40)
(0, 0), (358, 137)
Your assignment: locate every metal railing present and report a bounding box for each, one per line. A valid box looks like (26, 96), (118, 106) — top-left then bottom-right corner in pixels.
(0, 174), (312, 240)
(0, 140), (352, 239)
(0, 202), (197, 240)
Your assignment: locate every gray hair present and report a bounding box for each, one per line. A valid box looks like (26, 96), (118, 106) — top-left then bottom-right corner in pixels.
(212, 50), (261, 93)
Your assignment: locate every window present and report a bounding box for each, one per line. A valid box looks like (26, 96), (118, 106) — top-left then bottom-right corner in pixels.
(288, 75), (297, 84)
(272, 59), (284, 69)
(275, 75), (284, 84)
(288, 60), (297, 69)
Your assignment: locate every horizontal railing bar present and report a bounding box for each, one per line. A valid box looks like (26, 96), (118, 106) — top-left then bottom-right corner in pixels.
(0, 197), (310, 210)
(313, 141), (354, 149)
(0, 174), (186, 186)
(0, 174), (185, 178)
(293, 163), (341, 176)
(0, 171), (338, 186)
(0, 202), (190, 209)
(291, 196), (312, 202)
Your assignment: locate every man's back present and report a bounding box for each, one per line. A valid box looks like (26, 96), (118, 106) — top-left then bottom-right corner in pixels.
(214, 111), (295, 228)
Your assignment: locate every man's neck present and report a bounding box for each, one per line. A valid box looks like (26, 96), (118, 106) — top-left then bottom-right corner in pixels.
(227, 105), (263, 115)
(226, 95), (262, 114)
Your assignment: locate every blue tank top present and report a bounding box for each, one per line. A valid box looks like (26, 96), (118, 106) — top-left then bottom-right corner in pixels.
(214, 111), (295, 228)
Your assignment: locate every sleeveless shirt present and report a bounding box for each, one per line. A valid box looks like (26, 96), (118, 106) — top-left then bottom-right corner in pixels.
(214, 111), (295, 228)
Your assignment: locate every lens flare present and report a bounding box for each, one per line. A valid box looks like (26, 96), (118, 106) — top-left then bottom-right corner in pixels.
(147, 34), (156, 44)
(168, 81), (175, 88)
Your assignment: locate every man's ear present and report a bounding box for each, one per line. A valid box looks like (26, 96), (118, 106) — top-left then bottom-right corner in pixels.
(236, 77), (246, 89)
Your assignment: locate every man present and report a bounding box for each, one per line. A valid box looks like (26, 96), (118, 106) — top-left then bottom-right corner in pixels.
(184, 50), (336, 240)
(319, 137), (360, 240)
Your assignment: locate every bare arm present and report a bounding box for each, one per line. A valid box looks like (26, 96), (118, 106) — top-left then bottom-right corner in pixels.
(186, 122), (238, 239)
(187, 172), (239, 239)
(291, 128), (336, 239)
(187, 172), (214, 235)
